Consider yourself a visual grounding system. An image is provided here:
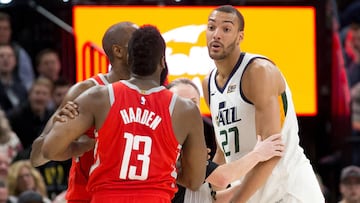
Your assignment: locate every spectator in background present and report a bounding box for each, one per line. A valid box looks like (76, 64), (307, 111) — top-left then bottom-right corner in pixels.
(0, 12), (34, 91)
(346, 23), (360, 88)
(350, 82), (360, 165)
(6, 160), (50, 203)
(8, 77), (53, 160)
(0, 44), (28, 116)
(7, 77), (71, 199)
(52, 78), (71, 109)
(17, 190), (45, 203)
(0, 153), (10, 183)
(0, 108), (22, 161)
(48, 78), (71, 112)
(0, 180), (15, 203)
(338, 165), (360, 203)
(35, 49), (61, 82)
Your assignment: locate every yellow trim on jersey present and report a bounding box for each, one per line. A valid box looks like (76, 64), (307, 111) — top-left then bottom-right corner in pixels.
(278, 92), (287, 127)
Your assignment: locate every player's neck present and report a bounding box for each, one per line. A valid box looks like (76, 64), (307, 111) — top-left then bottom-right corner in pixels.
(214, 49), (241, 78)
(107, 65), (130, 83)
(128, 76), (160, 90)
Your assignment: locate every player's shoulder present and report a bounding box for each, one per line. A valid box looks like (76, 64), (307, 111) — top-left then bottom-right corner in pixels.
(175, 95), (200, 115)
(246, 53), (276, 73)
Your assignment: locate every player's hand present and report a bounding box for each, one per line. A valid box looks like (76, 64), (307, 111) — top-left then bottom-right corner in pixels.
(207, 148), (212, 160)
(53, 101), (79, 123)
(253, 133), (284, 162)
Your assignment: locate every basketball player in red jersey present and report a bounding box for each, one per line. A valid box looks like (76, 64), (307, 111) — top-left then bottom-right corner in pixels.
(41, 24), (208, 203)
(30, 21), (138, 203)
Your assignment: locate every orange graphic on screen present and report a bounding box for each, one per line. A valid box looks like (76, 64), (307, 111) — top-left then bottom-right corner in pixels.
(73, 6), (317, 116)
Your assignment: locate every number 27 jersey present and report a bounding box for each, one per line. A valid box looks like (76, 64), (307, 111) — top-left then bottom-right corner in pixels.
(87, 81), (181, 200)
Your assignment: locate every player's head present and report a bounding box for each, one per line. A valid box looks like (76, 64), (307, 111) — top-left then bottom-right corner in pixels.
(206, 5), (244, 60)
(128, 24), (166, 78)
(167, 78), (200, 106)
(102, 21), (138, 64)
(211, 5), (244, 31)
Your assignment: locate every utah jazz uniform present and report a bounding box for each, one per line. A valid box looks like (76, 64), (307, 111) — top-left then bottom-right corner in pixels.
(66, 74), (109, 203)
(208, 53), (324, 202)
(88, 81), (181, 203)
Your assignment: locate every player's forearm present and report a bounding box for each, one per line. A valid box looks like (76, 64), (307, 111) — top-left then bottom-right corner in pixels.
(30, 136), (50, 167)
(212, 145), (225, 165)
(176, 170), (203, 191)
(44, 139), (93, 161)
(207, 151), (261, 188)
(231, 157), (280, 202)
(42, 144), (72, 161)
(215, 184), (242, 203)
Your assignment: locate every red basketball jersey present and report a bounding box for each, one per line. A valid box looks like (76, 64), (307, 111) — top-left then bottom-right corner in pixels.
(66, 74), (109, 202)
(87, 81), (181, 203)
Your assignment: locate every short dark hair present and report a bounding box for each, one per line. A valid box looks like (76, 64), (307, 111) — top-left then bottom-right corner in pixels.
(128, 24), (165, 76)
(53, 77), (71, 90)
(214, 5), (245, 31)
(35, 48), (59, 67)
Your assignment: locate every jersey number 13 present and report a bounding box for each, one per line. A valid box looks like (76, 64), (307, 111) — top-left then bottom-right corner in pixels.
(120, 132), (152, 180)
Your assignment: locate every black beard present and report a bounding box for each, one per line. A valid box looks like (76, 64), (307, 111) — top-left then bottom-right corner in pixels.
(160, 62), (168, 85)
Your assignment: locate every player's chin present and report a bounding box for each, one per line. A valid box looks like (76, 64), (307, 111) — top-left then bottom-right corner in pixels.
(209, 53), (223, 60)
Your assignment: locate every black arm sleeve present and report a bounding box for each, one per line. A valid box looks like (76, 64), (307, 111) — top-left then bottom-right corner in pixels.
(205, 160), (219, 179)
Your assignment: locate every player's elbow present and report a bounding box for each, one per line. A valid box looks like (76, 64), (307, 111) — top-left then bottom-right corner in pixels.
(42, 143), (60, 161)
(177, 175), (204, 191)
(183, 179), (203, 191)
(208, 172), (231, 189)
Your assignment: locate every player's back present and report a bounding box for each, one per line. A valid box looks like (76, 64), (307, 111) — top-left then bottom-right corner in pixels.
(88, 81), (181, 203)
(66, 73), (110, 202)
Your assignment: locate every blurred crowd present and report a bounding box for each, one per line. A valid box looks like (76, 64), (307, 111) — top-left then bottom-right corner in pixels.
(0, 11), (71, 203)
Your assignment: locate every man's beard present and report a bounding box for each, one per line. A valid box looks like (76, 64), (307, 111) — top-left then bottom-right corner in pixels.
(209, 40), (237, 60)
(160, 62), (168, 85)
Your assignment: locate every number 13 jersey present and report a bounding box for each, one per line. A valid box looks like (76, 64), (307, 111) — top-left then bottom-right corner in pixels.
(87, 80), (181, 201)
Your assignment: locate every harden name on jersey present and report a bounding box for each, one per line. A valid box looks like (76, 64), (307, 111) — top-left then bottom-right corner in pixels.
(120, 107), (162, 130)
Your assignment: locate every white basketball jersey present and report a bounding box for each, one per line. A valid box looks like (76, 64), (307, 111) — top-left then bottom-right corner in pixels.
(208, 52), (324, 202)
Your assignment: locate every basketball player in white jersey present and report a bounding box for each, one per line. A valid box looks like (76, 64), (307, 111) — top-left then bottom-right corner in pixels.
(202, 5), (325, 202)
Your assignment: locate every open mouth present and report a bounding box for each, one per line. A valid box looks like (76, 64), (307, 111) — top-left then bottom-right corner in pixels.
(210, 42), (221, 51)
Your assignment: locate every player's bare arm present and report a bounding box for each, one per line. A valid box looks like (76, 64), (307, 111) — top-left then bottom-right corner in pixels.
(30, 80), (96, 167)
(173, 97), (208, 191)
(42, 85), (107, 161)
(202, 74), (226, 166)
(207, 133), (284, 189)
(231, 58), (285, 202)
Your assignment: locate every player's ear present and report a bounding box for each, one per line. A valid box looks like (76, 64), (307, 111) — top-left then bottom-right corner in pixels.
(112, 44), (126, 59)
(237, 31), (244, 45)
(160, 55), (166, 68)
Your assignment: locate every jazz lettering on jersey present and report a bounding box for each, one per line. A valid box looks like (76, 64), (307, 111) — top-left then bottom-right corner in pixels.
(120, 107), (162, 130)
(216, 101), (241, 126)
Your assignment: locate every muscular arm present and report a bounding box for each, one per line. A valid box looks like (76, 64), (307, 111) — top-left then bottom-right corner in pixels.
(174, 98), (208, 191)
(207, 134), (283, 188)
(231, 59), (285, 202)
(30, 81), (95, 166)
(201, 74), (226, 165)
(42, 87), (105, 161)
